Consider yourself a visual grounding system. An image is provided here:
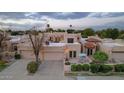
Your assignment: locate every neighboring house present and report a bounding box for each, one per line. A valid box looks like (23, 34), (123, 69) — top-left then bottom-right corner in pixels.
(100, 39), (124, 63)
(9, 36), (21, 51)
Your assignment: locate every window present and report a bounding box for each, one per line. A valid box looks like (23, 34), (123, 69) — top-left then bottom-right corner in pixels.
(73, 51), (76, 58)
(69, 51), (73, 58)
(87, 48), (93, 56)
(67, 38), (74, 43)
(69, 51), (77, 58)
(14, 46), (17, 51)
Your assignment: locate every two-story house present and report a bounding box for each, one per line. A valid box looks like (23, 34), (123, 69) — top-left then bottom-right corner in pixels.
(18, 32), (81, 62)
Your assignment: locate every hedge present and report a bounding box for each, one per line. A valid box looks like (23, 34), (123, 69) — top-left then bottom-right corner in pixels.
(114, 64), (124, 72)
(90, 63), (101, 73)
(76, 64), (82, 71)
(71, 64), (82, 71)
(71, 64), (90, 72)
(71, 64), (77, 71)
(81, 64), (90, 71)
(99, 64), (113, 73)
(70, 63), (124, 73)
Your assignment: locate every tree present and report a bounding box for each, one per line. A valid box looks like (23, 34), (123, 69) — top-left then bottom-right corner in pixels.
(118, 34), (124, 39)
(69, 24), (72, 28)
(67, 24), (75, 33)
(46, 24), (54, 32)
(93, 51), (108, 63)
(11, 31), (19, 35)
(95, 30), (107, 39)
(81, 28), (95, 38)
(29, 30), (44, 63)
(111, 28), (119, 39)
(67, 29), (75, 33)
(56, 29), (65, 32)
(0, 31), (7, 60)
(96, 28), (119, 39)
(105, 28), (113, 38)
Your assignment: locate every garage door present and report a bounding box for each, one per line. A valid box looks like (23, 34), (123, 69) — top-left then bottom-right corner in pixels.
(44, 52), (64, 61)
(112, 53), (124, 61)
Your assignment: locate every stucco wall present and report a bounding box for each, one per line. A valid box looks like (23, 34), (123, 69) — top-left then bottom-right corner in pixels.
(67, 43), (81, 59)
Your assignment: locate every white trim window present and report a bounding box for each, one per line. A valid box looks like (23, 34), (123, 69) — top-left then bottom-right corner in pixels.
(69, 51), (77, 58)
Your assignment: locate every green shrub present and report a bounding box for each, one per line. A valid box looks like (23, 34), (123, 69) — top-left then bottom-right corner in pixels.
(27, 61), (39, 73)
(15, 53), (21, 59)
(71, 64), (77, 71)
(81, 64), (90, 71)
(90, 63), (101, 73)
(93, 51), (108, 63)
(99, 64), (113, 73)
(65, 62), (70, 65)
(114, 64), (124, 72)
(0, 60), (6, 66)
(76, 64), (82, 71)
(71, 64), (83, 71)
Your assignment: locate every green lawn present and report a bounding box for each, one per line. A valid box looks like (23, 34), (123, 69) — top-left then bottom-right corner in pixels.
(0, 65), (8, 72)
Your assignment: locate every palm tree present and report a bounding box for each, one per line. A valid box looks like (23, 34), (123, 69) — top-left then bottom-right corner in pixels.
(69, 24), (72, 28)
(46, 24), (50, 32)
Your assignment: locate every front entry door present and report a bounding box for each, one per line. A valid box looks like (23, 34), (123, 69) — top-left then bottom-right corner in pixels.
(87, 48), (93, 56)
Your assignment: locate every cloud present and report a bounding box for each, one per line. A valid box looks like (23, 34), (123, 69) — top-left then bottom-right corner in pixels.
(56, 12), (75, 16)
(0, 12), (124, 30)
(0, 17), (45, 30)
(37, 15), (124, 30)
(87, 12), (109, 17)
(1, 15), (124, 30)
(87, 12), (124, 18)
(0, 18), (44, 25)
(24, 12), (38, 17)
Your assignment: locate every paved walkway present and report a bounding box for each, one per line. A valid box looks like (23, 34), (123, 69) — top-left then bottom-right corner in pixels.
(0, 59), (30, 80)
(0, 59), (72, 80)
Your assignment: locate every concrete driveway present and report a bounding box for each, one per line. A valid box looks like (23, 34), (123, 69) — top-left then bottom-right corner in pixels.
(1, 59), (124, 80)
(0, 59), (72, 80)
(34, 61), (69, 80)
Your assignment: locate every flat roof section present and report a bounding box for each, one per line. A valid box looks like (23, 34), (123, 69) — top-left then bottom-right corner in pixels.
(103, 42), (124, 48)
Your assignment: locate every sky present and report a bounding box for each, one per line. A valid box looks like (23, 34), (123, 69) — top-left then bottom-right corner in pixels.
(0, 12), (124, 31)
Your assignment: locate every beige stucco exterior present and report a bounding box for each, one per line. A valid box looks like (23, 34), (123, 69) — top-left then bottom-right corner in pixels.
(5, 31), (124, 63)
(17, 32), (81, 62)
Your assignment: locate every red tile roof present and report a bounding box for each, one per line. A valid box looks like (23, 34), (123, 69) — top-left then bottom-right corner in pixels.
(84, 42), (96, 49)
